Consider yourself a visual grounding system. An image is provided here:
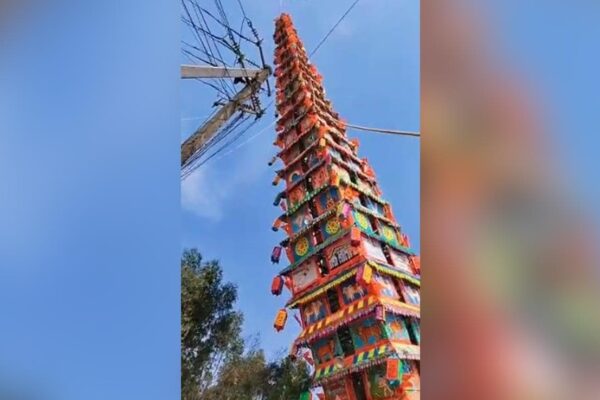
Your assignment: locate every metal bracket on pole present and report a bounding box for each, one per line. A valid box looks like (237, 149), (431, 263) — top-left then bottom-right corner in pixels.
(181, 65), (265, 80)
(181, 67), (271, 167)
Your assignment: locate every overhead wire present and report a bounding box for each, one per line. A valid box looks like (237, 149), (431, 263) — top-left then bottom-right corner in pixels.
(185, 0), (363, 171)
(182, 0), (413, 176)
(310, 0), (361, 57)
(180, 0), (271, 177)
(346, 123), (420, 137)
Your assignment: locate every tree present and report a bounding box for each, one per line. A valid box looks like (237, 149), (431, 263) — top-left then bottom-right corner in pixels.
(181, 248), (244, 399)
(203, 348), (311, 400)
(263, 355), (312, 400)
(181, 248), (312, 400)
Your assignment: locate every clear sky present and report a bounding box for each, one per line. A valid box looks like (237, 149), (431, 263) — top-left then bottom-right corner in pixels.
(181, 0), (420, 359)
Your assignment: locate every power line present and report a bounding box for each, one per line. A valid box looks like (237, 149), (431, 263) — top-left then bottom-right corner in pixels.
(346, 123), (420, 138)
(309, 0), (361, 57)
(183, 0), (364, 173)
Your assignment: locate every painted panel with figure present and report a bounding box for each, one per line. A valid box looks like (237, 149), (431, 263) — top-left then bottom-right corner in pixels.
(362, 236), (387, 263)
(291, 260), (320, 293)
(302, 297), (328, 325)
(340, 278), (367, 304)
(351, 317), (383, 349)
(384, 314), (411, 344)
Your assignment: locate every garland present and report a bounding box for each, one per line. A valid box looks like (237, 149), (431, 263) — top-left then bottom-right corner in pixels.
(312, 344), (420, 386)
(312, 348), (391, 386)
(294, 297), (420, 346)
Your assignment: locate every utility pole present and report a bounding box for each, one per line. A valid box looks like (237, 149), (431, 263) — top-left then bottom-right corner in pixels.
(181, 66), (271, 167)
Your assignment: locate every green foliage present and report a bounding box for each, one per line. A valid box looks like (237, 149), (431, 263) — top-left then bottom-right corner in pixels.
(181, 249), (243, 399)
(203, 349), (311, 400)
(181, 248), (312, 400)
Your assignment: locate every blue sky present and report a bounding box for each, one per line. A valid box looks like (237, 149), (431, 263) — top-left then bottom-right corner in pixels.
(181, 0), (420, 358)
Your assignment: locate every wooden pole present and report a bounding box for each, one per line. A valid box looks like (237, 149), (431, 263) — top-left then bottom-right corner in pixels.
(181, 67), (270, 167)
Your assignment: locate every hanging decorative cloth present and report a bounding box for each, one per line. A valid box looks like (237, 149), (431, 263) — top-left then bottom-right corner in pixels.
(274, 308), (288, 332)
(386, 359), (400, 381)
(271, 276), (284, 295)
(271, 246), (283, 263)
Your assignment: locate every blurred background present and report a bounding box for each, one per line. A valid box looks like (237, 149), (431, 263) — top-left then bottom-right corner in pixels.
(422, 1), (600, 399)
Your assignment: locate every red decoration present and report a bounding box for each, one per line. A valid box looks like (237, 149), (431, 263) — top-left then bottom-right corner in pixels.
(271, 246), (283, 264)
(410, 255), (420, 274)
(271, 276), (284, 296)
(386, 359), (400, 381)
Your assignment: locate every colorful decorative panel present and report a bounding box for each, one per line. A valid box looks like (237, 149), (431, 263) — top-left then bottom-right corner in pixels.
(351, 317), (382, 349)
(325, 239), (357, 270)
(328, 147), (342, 162)
(281, 145), (300, 165)
(363, 236), (387, 263)
(357, 178), (375, 196)
(410, 318), (420, 344)
(290, 205), (313, 233)
(287, 168), (304, 186)
(332, 164), (350, 182)
(353, 210), (374, 235)
(372, 272), (399, 299)
(311, 336), (340, 364)
(288, 184), (307, 209)
(389, 250), (412, 273)
(340, 278), (367, 304)
(292, 235), (313, 262)
(365, 197), (385, 216)
(303, 297), (327, 325)
(315, 187), (340, 214)
(378, 222), (399, 247)
(384, 314), (411, 344)
(367, 366), (401, 400)
(348, 160), (362, 173)
(306, 151), (320, 168)
(321, 216), (342, 240)
(284, 130), (297, 147)
(310, 165), (329, 189)
(303, 128), (317, 147)
(401, 283), (420, 306)
(291, 260), (320, 293)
